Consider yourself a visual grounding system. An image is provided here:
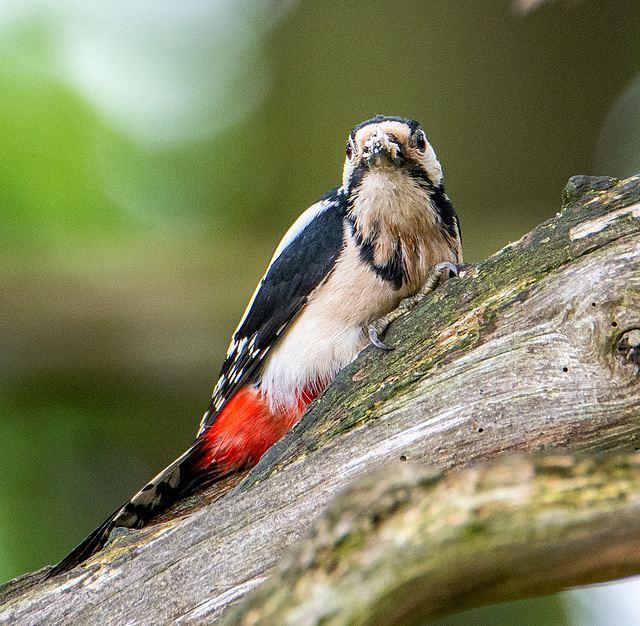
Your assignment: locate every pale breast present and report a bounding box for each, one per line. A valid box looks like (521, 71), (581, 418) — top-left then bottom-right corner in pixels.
(260, 168), (460, 413)
(258, 230), (395, 412)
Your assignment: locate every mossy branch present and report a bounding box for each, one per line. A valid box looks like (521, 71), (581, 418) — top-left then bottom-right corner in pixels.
(2, 174), (640, 625)
(221, 454), (640, 626)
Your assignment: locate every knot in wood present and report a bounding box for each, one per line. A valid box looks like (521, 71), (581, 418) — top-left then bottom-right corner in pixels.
(617, 329), (640, 365)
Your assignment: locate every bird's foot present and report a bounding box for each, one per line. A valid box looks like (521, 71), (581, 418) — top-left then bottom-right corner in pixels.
(368, 261), (463, 350)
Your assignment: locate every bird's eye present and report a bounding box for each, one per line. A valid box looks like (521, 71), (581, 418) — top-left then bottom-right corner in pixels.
(415, 131), (427, 152)
(346, 141), (353, 159)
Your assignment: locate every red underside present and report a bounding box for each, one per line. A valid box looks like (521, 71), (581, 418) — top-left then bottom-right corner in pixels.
(198, 385), (323, 473)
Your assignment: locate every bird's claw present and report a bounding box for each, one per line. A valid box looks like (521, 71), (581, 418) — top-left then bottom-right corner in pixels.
(437, 261), (459, 277)
(369, 325), (394, 351)
(368, 261), (462, 351)
(422, 261), (459, 292)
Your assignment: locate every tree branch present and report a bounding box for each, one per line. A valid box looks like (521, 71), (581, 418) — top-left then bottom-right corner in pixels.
(220, 454), (640, 626)
(1, 174), (640, 626)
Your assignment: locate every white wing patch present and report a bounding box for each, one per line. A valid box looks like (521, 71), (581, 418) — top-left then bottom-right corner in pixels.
(232, 197), (336, 336)
(271, 197), (336, 265)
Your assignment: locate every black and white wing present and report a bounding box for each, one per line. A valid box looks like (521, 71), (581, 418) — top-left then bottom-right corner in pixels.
(198, 187), (347, 433)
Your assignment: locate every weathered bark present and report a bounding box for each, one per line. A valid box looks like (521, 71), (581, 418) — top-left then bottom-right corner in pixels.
(1, 174), (640, 625)
(221, 454), (640, 626)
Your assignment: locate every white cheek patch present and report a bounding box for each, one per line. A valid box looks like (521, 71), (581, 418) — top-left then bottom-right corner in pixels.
(420, 141), (443, 186)
(342, 158), (355, 189)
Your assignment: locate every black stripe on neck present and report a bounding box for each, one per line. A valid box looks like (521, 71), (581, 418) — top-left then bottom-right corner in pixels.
(349, 218), (406, 290)
(432, 183), (461, 242)
(346, 162), (366, 194)
(406, 162), (436, 191)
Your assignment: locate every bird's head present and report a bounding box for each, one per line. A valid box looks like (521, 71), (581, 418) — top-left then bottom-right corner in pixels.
(342, 115), (443, 192)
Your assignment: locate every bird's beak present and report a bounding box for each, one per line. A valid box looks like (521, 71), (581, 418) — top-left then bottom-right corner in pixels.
(363, 131), (403, 168)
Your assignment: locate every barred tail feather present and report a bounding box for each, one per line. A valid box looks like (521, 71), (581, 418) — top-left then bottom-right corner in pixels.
(45, 443), (224, 579)
(46, 385), (319, 578)
(44, 510), (120, 579)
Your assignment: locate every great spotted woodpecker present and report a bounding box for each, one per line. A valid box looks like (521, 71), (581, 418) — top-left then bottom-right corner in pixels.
(46, 115), (462, 577)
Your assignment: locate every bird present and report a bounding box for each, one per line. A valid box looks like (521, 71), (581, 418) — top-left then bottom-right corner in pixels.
(45, 115), (462, 578)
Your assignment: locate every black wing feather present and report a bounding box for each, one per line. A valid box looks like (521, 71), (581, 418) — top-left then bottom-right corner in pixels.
(431, 182), (461, 243)
(46, 188), (348, 577)
(201, 187), (347, 429)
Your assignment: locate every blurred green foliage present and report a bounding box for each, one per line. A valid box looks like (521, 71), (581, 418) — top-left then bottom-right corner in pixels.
(0, 1), (639, 623)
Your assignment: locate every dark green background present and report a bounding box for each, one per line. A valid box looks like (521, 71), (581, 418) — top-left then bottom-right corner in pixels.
(1, 0), (638, 622)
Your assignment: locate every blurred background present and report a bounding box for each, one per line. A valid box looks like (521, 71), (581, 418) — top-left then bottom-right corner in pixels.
(0, 0), (638, 623)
